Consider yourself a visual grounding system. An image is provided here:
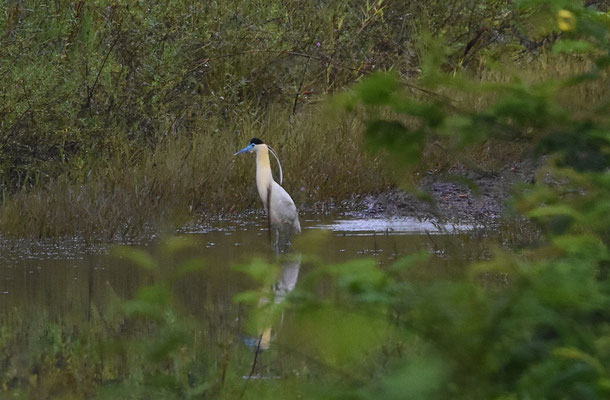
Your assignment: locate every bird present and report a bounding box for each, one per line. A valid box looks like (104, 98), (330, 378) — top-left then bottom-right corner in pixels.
(234, 138), (301, 238)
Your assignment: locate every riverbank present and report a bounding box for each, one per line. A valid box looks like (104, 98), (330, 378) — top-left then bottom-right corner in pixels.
(0, 148), (539, 242)
(296, 157), (539, 226)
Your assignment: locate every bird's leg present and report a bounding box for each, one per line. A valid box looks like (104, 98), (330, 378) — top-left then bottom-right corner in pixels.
(274, 229), (280, 252)
(275, 227), (292, 253)
(266, 184), (272, 242)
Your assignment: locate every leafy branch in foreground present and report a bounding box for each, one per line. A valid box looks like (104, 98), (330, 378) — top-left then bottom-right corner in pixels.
(230, 1), (610, 398)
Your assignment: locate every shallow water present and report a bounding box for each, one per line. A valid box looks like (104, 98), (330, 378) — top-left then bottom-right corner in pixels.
(0, 213), (479, 379)
(0, 214), (477, 314)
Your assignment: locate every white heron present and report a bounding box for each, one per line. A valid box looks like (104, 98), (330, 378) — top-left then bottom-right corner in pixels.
(234, 138), (301, 237)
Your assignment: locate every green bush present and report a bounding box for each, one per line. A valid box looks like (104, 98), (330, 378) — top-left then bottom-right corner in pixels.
(1, 0), (592, 237)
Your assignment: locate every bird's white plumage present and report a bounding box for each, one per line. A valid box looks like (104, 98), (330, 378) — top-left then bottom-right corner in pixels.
(266, 181), (301, 233)
(254, 144), (301, 234)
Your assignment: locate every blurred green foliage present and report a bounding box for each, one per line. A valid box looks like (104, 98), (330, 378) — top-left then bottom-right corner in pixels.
(238, 0), (609, 398)
(308, 0), (608, 398)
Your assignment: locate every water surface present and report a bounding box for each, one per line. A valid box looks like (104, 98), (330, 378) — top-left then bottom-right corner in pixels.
(0, 213), (479, 379)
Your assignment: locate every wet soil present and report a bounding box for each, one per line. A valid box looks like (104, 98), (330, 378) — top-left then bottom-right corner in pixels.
(335, 158), (539, 224)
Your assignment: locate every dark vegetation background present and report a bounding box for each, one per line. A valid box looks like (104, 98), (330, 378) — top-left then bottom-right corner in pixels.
(2, 0), (605, 237)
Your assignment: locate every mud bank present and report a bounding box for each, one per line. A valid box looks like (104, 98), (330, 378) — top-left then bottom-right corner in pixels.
(332, 159), (539, 224)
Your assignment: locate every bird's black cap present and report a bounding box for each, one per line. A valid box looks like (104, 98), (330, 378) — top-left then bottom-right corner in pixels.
(249, 138), (264, 145)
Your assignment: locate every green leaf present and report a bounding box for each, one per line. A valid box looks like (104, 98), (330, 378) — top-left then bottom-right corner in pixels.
(233, 258), (277, 284)
(160, 236), (197, 254)
(233, 290), (264, 305)
(390, 251), (430, 272)
(327, 259), (387, 294)
(552, 40), (595, 54)
(367, 355), (448, 400)
(148, 328), (189, 362)
(288, 305), (389, 368)
(553, 347), (606, 375)
(354, 72), (399, 105)
(122, 299), (165, 321)
(552, 234), (607, 261)
(365, 120), (424, 164)
(173, 257), (206, 280)
(112, 246), (158, 271)
(527, 204), (579, 219)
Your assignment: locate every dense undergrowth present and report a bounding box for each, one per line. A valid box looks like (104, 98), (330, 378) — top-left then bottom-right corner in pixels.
(1, 0), (607, 237)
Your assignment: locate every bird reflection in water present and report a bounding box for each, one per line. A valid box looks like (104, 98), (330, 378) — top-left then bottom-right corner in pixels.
(235, 139), (302, 377)
(255, 253), (301, 351)
(240, 248), (302, 380)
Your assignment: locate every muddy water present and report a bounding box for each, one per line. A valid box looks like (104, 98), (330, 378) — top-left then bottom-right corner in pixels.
(0, 213), (476, 340)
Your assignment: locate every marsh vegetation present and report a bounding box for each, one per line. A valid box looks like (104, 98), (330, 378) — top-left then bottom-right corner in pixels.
(0, 0), (609, 398)
(0, 0), (605, 237)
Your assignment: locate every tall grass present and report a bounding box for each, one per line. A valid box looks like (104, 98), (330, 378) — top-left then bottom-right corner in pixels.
(0, 1), (607, 238)
(0, 105), (392, 237)
(1, 53), (607, 238)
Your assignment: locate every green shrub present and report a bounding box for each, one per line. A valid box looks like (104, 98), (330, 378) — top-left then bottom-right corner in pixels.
(1, 0), (598, 237)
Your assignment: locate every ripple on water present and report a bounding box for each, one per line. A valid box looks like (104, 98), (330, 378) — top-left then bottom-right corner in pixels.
(0, 214), (473, 261)
(312, 217), (473, 235)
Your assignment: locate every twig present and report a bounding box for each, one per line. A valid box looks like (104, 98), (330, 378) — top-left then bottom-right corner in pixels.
(292, 56), (311, 115)
(191, 49), (448, 101)
(85, 34), (120, 109)
(5, 104), (32, 139)
(267, 184), (272, 242)
(400, 78), (454, 102)
(240, 333), (264, 399)
(190, 49), (369, 75)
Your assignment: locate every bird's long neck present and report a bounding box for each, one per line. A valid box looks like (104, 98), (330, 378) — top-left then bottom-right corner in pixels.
(256, 145), (274, 208)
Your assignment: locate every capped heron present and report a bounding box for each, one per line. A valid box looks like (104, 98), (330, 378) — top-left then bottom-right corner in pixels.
(234, 138), (301, 236)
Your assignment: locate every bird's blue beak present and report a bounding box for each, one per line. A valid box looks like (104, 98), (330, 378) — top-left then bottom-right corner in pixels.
(234, 143), (254, 156)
